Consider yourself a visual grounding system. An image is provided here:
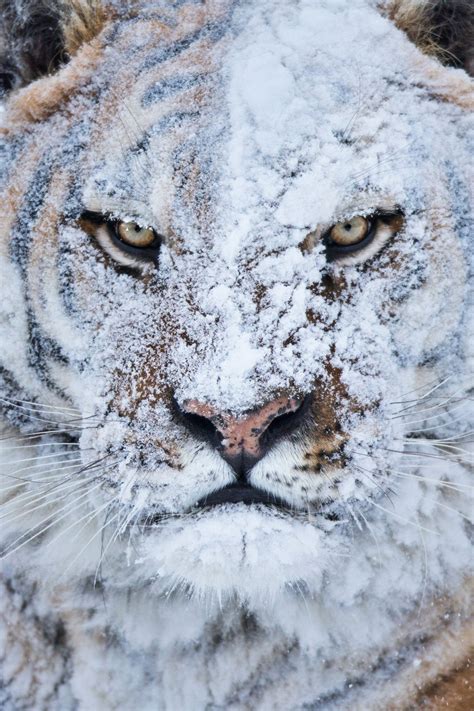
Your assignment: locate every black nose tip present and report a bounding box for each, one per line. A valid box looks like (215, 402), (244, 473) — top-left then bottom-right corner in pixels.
(219, 450), (261, 479)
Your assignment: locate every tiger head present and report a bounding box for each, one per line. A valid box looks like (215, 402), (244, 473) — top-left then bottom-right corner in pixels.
(0, 0), (472, 603)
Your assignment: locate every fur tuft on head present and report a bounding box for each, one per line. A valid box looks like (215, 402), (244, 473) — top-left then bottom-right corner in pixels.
(384, 0), (474, 75)
(62, 0), (107, 56)
(0, 0), (107, 94)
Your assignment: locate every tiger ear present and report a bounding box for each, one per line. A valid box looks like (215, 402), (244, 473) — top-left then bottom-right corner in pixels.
(385, 0), (474, 76)
(0, 1), (106, 95)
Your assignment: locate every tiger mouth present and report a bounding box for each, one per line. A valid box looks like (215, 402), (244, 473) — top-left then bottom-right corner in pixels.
(194, 482), (290, 509)
(193, 484), (343, 522)
(136, 482), (349, 528)
(139, 485), (345, 528)
(137, 484), (292, 528)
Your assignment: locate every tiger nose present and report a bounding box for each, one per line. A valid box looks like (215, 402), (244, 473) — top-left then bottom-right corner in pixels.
(178, 396), (306, 477)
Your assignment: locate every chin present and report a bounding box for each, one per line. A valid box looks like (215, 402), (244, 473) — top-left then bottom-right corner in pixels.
(136, 504), (336, 605)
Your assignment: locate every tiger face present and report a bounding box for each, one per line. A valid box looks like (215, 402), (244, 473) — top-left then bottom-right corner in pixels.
(0, 0), (472, 601)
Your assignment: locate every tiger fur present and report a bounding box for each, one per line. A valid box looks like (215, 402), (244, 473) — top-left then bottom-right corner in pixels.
(0, 1), (472, 709)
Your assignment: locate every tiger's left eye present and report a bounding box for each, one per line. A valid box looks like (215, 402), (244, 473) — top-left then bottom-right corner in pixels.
(329, 216), (369, 246)
(116, 221), (157, 248)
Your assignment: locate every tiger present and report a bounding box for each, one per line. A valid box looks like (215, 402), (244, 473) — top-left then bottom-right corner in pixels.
(0, 0), (472, 709)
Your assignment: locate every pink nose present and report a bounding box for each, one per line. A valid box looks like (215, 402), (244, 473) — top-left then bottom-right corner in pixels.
(181, 396), (304, 471)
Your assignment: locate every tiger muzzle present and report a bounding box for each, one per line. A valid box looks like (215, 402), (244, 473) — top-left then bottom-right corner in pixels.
(177, 394), (309, 478)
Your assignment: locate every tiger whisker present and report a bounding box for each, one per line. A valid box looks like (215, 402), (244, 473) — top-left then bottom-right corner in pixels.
(0, 455), (109, 508)
(0, 468), (81, 485)
(415, 513), (429, 616)
(62, 506), (122, 579)
(0, 425), (99, 442)
(1, 458), (110, 515)
(382, 447), (472, 465)
(389, 375), (454, 405)
(0, 400), (83, 425)
(346, 501), (364, 532)
(369, 499), (438, 535)
(0, 463), (87, 501)
(401, 415), (470, 434)
(2, 456), (84, 478)
(96, 503), (114, 587)
(0, 455), (114, 518)
(0, 480), (105, 559)
(402, 431), (474, 443)
(390, 389), (468, 419)
(0, 396), (81, 414)
(386, 469), (473, 493)
(0, 485), (83, 520)
(355, 506), (383, 565)
(432, 499), (473, 523)
(49, 497), (114, 551)
(352, 462), (396, 504)
(396, 439), (472, 456)
(378, 473), (472, 523)
(1, 442), (82, 451)
(348, 149), (406, 183)
(0, 472), (74, 494)
(94, 506), (135, 585)
(0, 449), (92, 468)
(0, 479), (92, 524)
(396, 402), (470, 427)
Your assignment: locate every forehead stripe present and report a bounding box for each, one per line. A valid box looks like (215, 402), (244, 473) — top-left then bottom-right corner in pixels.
(142, 72), (208, 107)
(125, 110), (202, 162)
(139, 17), (230, 73)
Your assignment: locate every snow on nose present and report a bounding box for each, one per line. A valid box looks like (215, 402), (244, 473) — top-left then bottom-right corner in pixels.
(180, 395), (305, 475)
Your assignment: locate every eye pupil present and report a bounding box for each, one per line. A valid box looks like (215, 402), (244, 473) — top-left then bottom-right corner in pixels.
(344, 223), (352, 231)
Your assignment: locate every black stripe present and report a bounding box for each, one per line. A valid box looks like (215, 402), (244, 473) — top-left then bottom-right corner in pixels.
(126, 109), (201, 164)
(0, 135), (27, 192)
(0, 367), (32, 427)
(148, 109), (202, 137)
(139, 18), (231, 73)
(142, 72), (207, 107)
(10, 155), (54, 275)
(56, 182), (85, 320)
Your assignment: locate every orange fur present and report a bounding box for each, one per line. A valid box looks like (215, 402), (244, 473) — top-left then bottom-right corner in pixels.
(63, 0), (110, 56)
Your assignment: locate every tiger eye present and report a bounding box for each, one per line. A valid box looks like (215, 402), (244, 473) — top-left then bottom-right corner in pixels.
(117, 221), (156, 248)
(330, 216), (369, 245)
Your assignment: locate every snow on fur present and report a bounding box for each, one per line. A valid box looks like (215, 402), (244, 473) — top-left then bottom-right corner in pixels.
(0, 0), (472, 709)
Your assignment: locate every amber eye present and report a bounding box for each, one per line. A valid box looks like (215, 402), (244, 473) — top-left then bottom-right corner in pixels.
(116, 221), (157, 248)
(322, 210), (403, 263)
(329, 216), (369, 246)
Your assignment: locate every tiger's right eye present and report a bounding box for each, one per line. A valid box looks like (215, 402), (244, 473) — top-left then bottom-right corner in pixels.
(116, 221), (158, 248)
(80, 210), (163, 268)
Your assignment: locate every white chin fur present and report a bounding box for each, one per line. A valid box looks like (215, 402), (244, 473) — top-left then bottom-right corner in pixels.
(139, 506), (337, 603)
